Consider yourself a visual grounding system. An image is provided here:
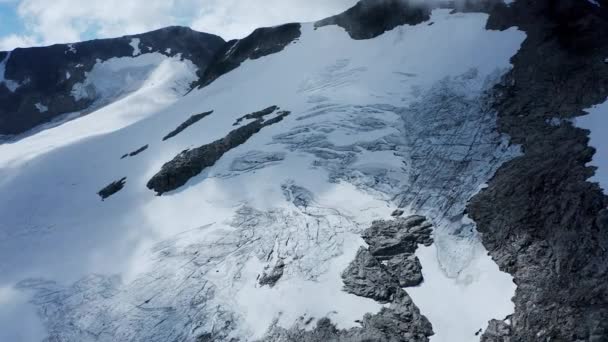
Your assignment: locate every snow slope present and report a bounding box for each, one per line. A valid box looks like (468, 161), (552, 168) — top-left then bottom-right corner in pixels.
(0, 53), (198, 170)
(0, 9), (524, 341)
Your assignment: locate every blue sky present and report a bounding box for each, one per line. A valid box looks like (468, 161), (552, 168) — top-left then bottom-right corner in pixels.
(0, 3), (23, 38)
(0, 0), (357, 51)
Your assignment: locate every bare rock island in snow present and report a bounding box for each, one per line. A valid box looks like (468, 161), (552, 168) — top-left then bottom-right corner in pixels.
(0, 0), (607, 341)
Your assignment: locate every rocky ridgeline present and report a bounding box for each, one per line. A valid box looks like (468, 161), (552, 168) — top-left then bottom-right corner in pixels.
(315, 0), (432, 40)
(162, 111), (214, 141)
(195, 24), (301, 89)
(0, 27), (224, 136)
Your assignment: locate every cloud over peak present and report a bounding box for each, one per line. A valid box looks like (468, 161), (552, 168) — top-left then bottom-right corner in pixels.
(0, 0), (358, 50)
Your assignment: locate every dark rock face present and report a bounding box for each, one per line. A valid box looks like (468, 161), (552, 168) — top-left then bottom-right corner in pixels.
(195, 24), (301, 89)
(98, 177), (127, 200)
(466, 0), (608, 341)
(147, 107), (289, 195)
(342, 248), (401, 303)
(162, 110), (214, 141)
(263, 216), (435, 342)
(233, 106), (278, 126)
(315, 0), (432, 40)
(0, 27), (224, 136)
(362, 216), (433, 260)
(258, 260), (285, 288)
(391, 209), (404, 217)
(121, 144), (148, 159)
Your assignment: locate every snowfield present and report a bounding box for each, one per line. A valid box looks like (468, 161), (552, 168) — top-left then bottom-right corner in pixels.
(0, 9), (525, 342)
(577, 101), (608, 194)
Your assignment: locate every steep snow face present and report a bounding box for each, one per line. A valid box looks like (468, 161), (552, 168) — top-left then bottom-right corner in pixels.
(0, 9), (525, 342)
(577, 101), (608, 194)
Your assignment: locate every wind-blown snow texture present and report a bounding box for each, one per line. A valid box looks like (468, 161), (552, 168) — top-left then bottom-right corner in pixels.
(0, 8), (526, 342)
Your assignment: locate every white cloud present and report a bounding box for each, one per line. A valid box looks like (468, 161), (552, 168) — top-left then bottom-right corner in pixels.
(191, 0), (358, 40)
(1, 0), (358, 49)
(17, 0), (190, 45)
(0, 34), (37, 51)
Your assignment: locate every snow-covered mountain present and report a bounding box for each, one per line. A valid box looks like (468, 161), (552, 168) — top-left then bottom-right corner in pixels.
(1, 0), (607, 341)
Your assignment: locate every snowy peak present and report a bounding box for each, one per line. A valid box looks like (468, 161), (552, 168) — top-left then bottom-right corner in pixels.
(0, 27), (224, 136)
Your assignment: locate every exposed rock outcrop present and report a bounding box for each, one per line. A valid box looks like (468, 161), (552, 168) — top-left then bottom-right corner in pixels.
(121, 144), (148, 159)
(147, 107), (290, 195)
(259, 260), (286, 288)
(233, 106), (278, 126)
(342, 248), (401, 303)
(162, 110), (213, 141)
(98, 177), (127, 200)
(315, 0), (432, 40)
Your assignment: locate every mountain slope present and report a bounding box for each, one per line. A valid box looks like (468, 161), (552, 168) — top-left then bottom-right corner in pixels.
(0, 26), (224, 137)
(0, 1), (607, 342)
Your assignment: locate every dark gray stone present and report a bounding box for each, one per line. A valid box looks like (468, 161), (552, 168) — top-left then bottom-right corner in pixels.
(121, 144), (148, 159)
(467, 0), (608, 340)
(362, 216), (433, 259)
(385, 254), (424, 288)
(162, 110), (213, 141)
(315, 0), (432, 40)
(391, 209), (404, 217)
(259, 260), (285, 288)
(97, 177), (126, 200)
(233, 106), (278, 126)
(341, 247), (400, 303)
(147, 108), (290, 195)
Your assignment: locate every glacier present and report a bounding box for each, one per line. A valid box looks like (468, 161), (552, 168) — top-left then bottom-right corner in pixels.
(0, 8), (527, 342)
